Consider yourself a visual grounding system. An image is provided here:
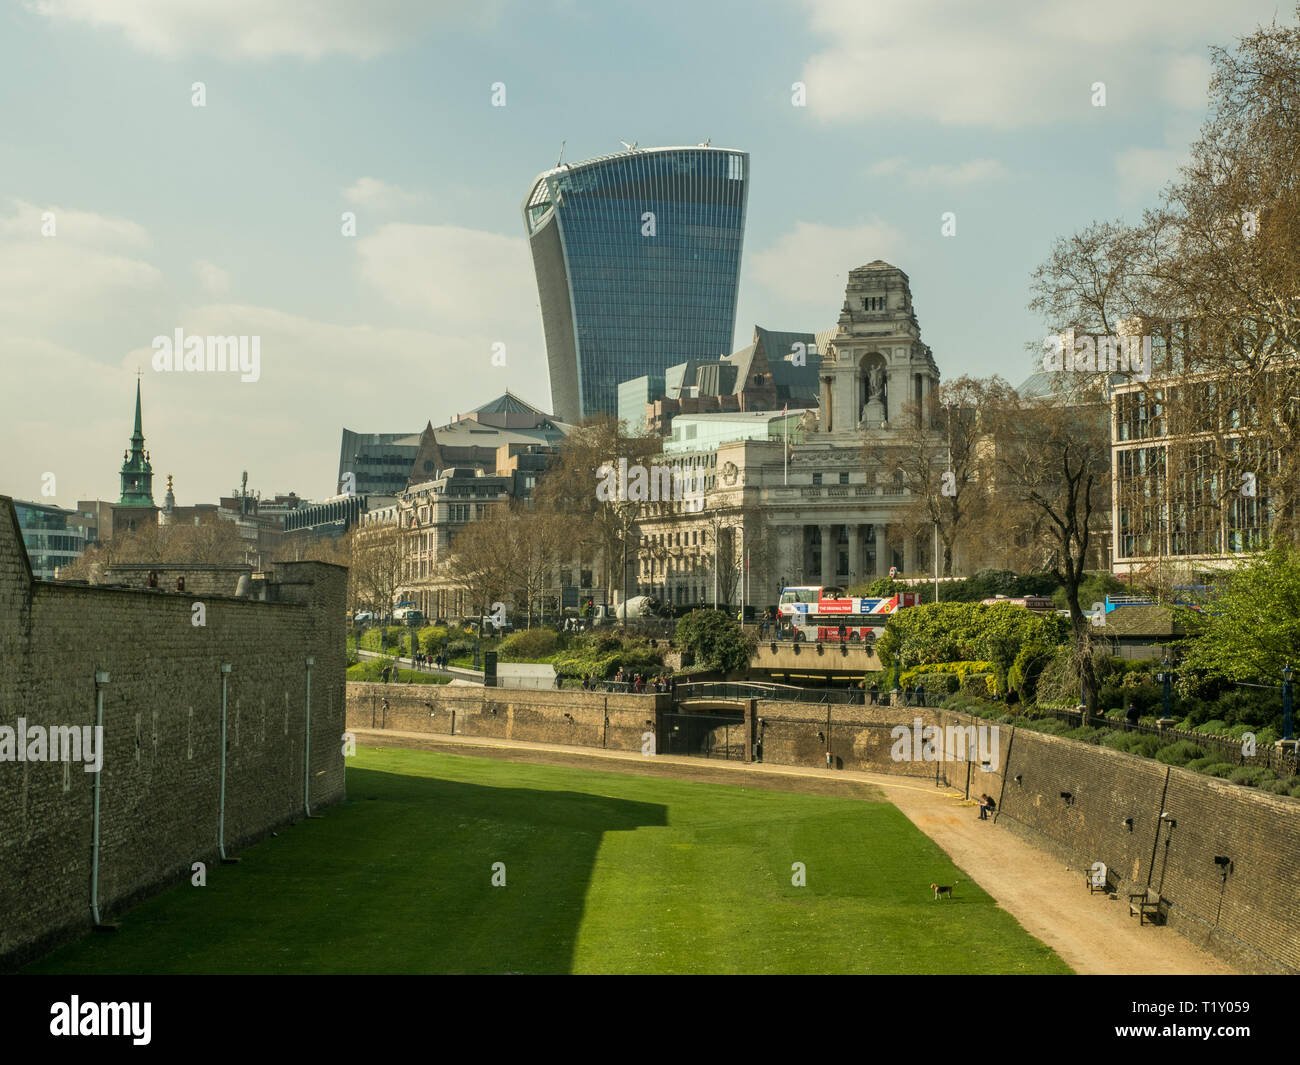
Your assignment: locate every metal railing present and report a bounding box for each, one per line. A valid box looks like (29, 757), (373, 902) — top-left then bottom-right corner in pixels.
(1016, 705), (1298, 777)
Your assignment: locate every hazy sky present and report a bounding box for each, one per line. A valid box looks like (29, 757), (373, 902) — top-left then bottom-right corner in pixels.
(1, 0), (1289, 505)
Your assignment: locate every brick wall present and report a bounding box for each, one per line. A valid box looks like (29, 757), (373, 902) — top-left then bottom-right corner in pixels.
(978, 720), (1300, 974)
(754, 701), (941, 779)
(347, 683), (668, 753)
(0, 497), (347, 971)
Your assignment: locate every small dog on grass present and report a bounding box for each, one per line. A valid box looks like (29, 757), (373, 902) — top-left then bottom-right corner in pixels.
(930, 881), (958, 900)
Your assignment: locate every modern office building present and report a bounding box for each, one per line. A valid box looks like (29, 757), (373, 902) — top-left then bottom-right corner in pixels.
(337, 393), (570, 498)
(12, 500), (89, 579)
(523, 144), (749, 422)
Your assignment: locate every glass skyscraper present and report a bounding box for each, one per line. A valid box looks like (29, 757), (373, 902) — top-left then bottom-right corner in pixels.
(523, 145), (749, 422)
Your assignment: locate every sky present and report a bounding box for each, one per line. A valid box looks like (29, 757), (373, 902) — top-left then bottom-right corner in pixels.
(0, 0), (1292, 507)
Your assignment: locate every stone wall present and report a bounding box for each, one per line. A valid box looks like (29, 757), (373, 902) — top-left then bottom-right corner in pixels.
(752, 698), (1300, 973)
(347, 683), (668, 753)
(976, 720), (1300, 975)
(0, 496), (348, 970)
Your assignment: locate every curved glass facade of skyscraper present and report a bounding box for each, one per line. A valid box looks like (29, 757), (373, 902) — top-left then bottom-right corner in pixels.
(523, 146), (748, 422)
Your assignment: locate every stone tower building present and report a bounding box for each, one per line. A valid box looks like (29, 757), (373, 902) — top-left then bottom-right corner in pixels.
(817, 261), (940, 438)
(112, 379), (159, 538)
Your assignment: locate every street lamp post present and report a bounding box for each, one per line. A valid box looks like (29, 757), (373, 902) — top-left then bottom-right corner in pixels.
(1158, 654), (1173, 721)
(1283, 664), (1294, 742)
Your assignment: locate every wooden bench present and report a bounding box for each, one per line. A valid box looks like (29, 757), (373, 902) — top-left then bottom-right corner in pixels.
(1086, 862), (1111, 894)
(1128, 888), (1164, 925)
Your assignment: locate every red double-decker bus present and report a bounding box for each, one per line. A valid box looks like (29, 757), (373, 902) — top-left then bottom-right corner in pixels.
(777, 585), (919, 642)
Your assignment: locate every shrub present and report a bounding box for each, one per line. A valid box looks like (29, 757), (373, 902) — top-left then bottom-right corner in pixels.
(1202, 763), (1237, 779)
(1266, 779), (1294, 795)
(899, 661), (997, 687)
(1131, 735), (1164, 758)
(1008, 641), (1055, 703)
(674, 610), (755, 672)
(1290, 783), (1300, 799)
(1229, 766), (1268, 787)
(1102, 731), (1140, 752)
(1064, 726), (1106, 743)
(496, 628), (561, 662)
(944, 674), (960, 694)
(959, 674), (995, 699)
(419, 625), (451, 653)
(1185, 756), (1219, 773)
(1194, 719), (1230, 736)
(1154, 740), (1206, 767)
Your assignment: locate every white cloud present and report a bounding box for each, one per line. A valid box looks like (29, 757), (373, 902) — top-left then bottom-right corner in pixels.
(110, 305), (550, 498)
(0, 199), (160, 330)
(343, 177), (424, 212)
(798, 0), (1280, 128)
(355, 222), (535, 332)
(193, 259), (231, 295)
(868, 158), (1009, 185)
(25, 0), (506, 59)
(749, 221), (904, 306)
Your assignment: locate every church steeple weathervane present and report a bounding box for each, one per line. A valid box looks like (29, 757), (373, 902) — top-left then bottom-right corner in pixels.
(118, 376), (155, 506)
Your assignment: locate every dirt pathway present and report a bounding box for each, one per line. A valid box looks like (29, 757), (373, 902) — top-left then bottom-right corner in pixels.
(353, 729), (1236, 975)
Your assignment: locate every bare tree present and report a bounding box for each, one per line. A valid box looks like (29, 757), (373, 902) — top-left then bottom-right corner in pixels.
(986, 394), (1111, 722)
(350, 522), (405, 617)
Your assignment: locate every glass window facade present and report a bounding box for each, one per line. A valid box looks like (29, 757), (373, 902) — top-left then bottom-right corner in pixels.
(524, 147), (748, 420)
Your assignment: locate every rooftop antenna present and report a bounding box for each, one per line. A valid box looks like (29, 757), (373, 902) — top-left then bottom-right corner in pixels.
(556, 140), (565, 167)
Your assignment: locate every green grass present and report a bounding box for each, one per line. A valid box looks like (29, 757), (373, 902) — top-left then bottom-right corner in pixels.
(25, 747), (1069, 975)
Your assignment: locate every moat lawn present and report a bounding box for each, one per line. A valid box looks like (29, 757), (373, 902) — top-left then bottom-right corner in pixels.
(26, 746), (1069, 975)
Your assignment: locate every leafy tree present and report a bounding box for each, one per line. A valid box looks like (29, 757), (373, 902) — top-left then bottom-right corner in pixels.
(877, 602), (1068, 685)
(1176, 544), (1300, 682)
(674, 609), (756, 672)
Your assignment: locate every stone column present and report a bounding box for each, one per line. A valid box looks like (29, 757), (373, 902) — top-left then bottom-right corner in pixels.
(903, 530), (916, 577)
(819, 523), (834, 588)
(847, 523), (860, 587)
(875, 524), (888, 577)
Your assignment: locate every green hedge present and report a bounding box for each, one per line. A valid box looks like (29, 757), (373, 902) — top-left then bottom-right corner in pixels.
(1154, 740), (1206, 767)
(899, 661), (996, 686)
(496, 628), (562, 662)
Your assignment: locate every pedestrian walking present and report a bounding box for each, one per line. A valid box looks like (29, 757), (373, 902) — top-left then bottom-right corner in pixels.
(915, 681), (925, 708)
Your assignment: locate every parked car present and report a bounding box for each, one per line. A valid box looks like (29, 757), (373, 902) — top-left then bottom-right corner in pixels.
(392, 607), (423, 623)
(353, 611), (376, 624)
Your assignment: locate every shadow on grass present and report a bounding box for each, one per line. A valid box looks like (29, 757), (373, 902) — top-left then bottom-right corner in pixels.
(26, 762), (667, 975)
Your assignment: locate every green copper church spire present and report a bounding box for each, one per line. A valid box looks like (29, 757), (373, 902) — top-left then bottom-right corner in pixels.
(118, 377), (155, 506)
